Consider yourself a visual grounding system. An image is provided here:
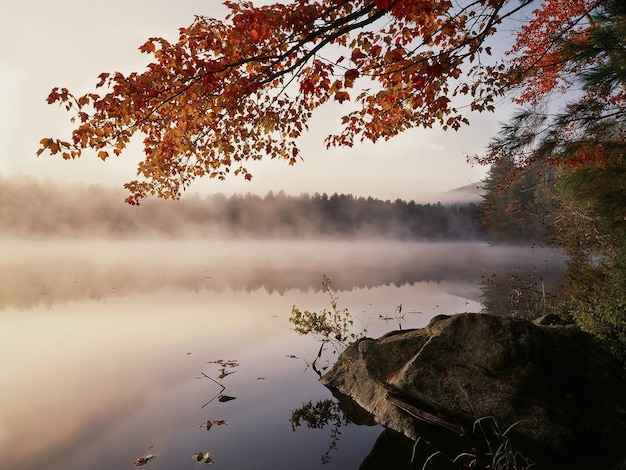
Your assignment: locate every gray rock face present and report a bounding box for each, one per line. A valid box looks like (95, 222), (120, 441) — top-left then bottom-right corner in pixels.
(321, 313), (626, 465)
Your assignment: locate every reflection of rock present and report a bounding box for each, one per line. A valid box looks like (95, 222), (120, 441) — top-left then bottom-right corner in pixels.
(358, 428), (416, 470)
(321, 313), (626, 469)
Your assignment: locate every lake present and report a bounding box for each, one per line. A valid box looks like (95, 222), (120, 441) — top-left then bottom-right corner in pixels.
(0, 240), (566, 470)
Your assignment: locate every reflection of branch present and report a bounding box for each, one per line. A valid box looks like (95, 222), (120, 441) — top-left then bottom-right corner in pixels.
(290, 399), (349, 464)
(200, 372), (227, 409)
(303, 343), (327, 378)
(201, 371), (226, 389)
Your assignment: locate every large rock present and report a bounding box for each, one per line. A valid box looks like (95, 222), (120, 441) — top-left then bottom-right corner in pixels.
(321, 313), (626, 468)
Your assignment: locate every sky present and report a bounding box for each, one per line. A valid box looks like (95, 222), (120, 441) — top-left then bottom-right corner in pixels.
(0, 0), (516, 203)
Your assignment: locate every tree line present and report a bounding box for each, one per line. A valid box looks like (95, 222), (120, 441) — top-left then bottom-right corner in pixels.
(0, 177), (482, 240)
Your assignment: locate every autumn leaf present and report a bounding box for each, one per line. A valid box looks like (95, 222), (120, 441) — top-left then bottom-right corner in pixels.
(192, 452), (214, 464)
(374, 0), (393, 11)
(350, 47), (366, 62)
(39, 0), (601, 204)
(344, 69), (359, 88)
(200, 420), (213, 430)
(132, 454), (157, 468)
(334, 90), (350, 103)
(95, 72), (109, 88)
(139, 40), (156, 54)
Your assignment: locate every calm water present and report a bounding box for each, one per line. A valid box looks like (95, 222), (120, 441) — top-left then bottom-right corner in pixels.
(0, 241), (565, 470)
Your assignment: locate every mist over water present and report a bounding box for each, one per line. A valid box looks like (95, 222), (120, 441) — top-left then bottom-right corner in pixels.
(1, 240), (565, 310)
(0, 238), (566, 470)
(0, 177), (567, 470)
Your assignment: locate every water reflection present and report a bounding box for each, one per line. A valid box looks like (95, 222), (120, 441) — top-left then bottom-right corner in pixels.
(0, 240), (565, 309)
(290, 399), (352, 464)
(0, 241), (566, 470)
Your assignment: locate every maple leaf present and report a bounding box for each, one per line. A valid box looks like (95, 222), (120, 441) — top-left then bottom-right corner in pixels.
(132, 454), (157, 468)
(39, 0), (603, 204)
(374, 0), (393, 11)
(344, 69), (359, 88)
(334, 90), (350, 103)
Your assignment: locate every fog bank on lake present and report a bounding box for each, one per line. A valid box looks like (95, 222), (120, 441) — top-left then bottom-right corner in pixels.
(1, 240), (565, 310)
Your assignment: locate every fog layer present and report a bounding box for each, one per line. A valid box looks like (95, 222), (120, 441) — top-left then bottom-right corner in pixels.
(0, 177), (482, 240)
(1, 240), (566, 310)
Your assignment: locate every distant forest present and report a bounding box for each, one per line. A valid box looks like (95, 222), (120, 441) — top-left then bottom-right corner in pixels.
(0, 177), (483, 239)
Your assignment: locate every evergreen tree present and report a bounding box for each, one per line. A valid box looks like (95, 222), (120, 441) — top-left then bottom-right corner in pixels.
(481, 157), (556, 244)
(482, 0), (626, 357)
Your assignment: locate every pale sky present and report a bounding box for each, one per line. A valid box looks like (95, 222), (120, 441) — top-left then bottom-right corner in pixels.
(0, 0), (515, 203)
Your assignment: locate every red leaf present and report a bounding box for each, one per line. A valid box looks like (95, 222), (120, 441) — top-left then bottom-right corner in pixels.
(344, 69), (359, 88)
(375, 0), (393, 10)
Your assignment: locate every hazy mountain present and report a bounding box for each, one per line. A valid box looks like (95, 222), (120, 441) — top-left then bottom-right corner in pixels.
(437, 182), (485, 204)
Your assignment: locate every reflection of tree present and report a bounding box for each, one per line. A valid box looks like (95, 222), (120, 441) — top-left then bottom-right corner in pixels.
(480, 263), (564, 318)
(2, 242), (565, 309)
(290, 399), (349, 464)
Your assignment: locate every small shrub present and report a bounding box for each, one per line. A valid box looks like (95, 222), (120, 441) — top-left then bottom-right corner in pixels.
(289, 275), (366, 374)
(290, 275), (366, 350)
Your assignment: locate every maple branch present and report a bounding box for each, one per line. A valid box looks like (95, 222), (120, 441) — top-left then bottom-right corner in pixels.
(48, 0), (619, 204)
(507, 0), (609, 95)
(88, 3), (382, 154)
(257, 4), (385, 85)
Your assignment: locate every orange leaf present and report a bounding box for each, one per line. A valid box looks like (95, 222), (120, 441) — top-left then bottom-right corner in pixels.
(139, 40), (156, 54)
(344, 69), (359, 88)
(334, 91), (350, 103)
(351, 48), (366, 62)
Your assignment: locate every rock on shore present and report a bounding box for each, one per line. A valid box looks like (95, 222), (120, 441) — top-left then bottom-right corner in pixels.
(321, 313), (626, 468)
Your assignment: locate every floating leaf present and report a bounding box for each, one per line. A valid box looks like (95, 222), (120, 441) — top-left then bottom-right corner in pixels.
(218, 395), (236, 403)
(132, 453), (157, 468)
(192, 451), (214, 464)
(213, 419), (228, 425)
(217, 370), (235, 379)
(208, 359), (239, 368)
